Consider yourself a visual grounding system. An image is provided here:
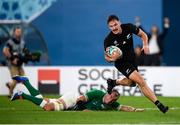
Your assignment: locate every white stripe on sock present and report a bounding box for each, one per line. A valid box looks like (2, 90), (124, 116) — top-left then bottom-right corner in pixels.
(35, 94), (43, 99)
(40, 100), (47, 108)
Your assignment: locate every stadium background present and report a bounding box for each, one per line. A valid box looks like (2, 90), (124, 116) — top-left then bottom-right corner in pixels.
(1, 0), (180, 66)
(29, 0), (180, 66)
(0, 0), (180, 124)
(0, 0), (180, 97)
(32, 0), (179, 66)
(33, 0), (163, 65)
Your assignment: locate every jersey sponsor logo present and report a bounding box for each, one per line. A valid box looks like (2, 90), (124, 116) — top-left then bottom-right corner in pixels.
(123, 41), (126, 45)
(114, 40), (117, 45)
(126, 68), (131, 74)
(127, 34), (131, 39)
(114, 40), (119, 46)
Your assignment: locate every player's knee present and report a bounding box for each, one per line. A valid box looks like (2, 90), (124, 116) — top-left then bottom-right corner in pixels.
(125, 79), (136, 87)
(130, 82), (137, 87)
(135, 78), (146, 88)
(118, 78), (132, 86)
(138, 80), (147, 88)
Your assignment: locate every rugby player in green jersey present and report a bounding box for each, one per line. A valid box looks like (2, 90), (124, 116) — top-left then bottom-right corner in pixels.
(75, 89), (143, 112)
(11, 75), (144, 112)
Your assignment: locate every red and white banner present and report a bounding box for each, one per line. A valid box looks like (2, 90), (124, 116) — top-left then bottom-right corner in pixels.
(0, 66), (180, 97)
(38, 69), (60, 94)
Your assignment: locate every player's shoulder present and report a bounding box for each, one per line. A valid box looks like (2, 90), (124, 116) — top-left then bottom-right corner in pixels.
(89, 89), (105, 94)
(104, 32), (114, 42)
(85, 89), (106, 100)
(5, 38), (14, 46)
(89, 89), (106, 97)
(121, 23), (135, 29)
(7, 38), (13, 43)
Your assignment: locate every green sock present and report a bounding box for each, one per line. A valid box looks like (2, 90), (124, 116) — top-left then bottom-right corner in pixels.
(22, 93), (43, 105)
(24, 80), (41, 97)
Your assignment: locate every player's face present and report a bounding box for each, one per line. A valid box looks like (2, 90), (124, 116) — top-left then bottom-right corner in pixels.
(108, 20), (121, 34)
(104, 92), (119, 104)
(14, 28), (22, 38)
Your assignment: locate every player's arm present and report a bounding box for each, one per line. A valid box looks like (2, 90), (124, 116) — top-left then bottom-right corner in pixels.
(73, 95), (88, 111)
(104, 47), (120, 62)
(129, 23), (149, 54)
(137, 28), (149, 54)
(118, 105), (144, 112)
(104, 38), (115, 62)
(104, 51), (114, 63)
(3, 45), (19, 65)
(83, 109), (92, 112)
(3, 46), (11, 58)
(161, 17), (170, 38)
(77, 95), (87, 103)
(76, 90), (104, 107)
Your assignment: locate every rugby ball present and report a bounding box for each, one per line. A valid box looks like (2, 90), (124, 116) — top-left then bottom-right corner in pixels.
(106, 46), (122, 61)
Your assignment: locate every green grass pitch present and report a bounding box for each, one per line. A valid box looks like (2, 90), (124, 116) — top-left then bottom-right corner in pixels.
(0, 95), (180, 124)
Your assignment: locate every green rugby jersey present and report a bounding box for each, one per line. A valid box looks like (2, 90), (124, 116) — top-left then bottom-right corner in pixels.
(84, 89), (120, 111)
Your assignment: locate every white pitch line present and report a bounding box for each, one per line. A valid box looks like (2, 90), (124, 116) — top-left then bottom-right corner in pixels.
(139, 122), (180, 124)
(145, 107), (180, 110)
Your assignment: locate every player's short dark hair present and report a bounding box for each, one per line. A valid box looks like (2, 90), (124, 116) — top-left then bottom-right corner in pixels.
(112, 89), (120, 96)
(107, 15), (119, 24)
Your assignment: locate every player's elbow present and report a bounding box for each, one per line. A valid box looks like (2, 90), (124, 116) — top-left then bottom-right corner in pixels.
(143, 32), (148, 41)
(138, 29), (147, 38)
(77, 95), (87, 102)
(142, 31), (148, 40)
(138, 30), (148, 44)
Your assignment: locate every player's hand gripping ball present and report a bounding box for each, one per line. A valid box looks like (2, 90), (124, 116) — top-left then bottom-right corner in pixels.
(106, 46), (122, 62)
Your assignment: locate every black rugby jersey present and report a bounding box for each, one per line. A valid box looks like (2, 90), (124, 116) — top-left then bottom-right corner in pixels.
(104, 23), (139, 62)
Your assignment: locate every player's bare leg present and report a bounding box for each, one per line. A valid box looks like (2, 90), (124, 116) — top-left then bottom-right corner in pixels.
(12, 75), (42, 98)
(10, 91), (63, 111)
(116, 78), (135, 86)
(107, 70), (169, 113)
(6, 80), (17, 97)
(129, 71), (168, 113)
(128, 70), (157, 102)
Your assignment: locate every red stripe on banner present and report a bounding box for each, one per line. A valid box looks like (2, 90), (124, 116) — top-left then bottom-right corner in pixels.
(38, 69), (60, 81)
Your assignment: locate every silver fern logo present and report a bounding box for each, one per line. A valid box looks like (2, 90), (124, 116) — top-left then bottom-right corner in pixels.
(127, 34), (131, 39)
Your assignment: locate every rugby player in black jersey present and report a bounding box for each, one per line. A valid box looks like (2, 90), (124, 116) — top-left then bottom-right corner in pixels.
(104, 15), (168, 113)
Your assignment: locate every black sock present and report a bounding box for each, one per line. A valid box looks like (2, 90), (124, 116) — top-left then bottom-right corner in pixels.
(155, 100), (166, 109)
(155, 100), (168, 113)
(113, 79), (117, 86)
(155, 100), (160, 105)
